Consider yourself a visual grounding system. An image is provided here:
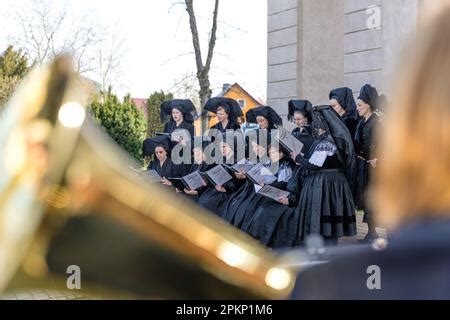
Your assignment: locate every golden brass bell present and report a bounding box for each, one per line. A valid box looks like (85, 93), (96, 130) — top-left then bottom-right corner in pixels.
(0, 56), (297, 299)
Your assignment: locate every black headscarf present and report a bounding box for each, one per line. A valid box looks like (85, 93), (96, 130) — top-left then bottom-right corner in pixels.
(329, 87), (358, 120)
(204, 97), (243, 122)
(143, 135), (171, 157)
(245, 106), (282, 130)
(311, 105), (354, 167)
(288, 100), (313, 123)
(160, 99), (196, 123)
(357, 84), (379, 110)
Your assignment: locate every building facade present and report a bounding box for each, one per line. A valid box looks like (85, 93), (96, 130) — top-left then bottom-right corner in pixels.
(267, 0), (448, 119)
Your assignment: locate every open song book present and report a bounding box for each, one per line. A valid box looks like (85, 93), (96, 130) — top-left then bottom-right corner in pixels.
(199, 165), (233, 187)
(255, 185), (290, 203)
(168, 171), (206, 191)
(274, 126), (304, 153)
(245, 163), (277, 186)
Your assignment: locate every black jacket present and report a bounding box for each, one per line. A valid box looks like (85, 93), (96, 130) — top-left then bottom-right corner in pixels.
(211, 121), (240, 133)
(354, 114), (379, 160)
(163, 120), (195, 137)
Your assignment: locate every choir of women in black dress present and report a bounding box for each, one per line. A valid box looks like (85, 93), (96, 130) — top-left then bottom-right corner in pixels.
(354, 84), (380, 242)
(141, 88), (381, 248)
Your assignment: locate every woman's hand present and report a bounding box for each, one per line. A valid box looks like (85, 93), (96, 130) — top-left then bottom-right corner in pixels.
(161, 177), (172, 186)
(368, 158), (378, 168)
(215, 185), (227, 193)
(184, 188), (198, 195)
(290, 151), (304, 162)
(277, 197), (289, 206)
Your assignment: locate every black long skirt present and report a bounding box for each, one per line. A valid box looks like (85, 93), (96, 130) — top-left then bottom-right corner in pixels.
(296, 169), (357, 242)
(197, 188), (231, 216)
(221, 181), (264, 230)
(352, 157), (372, 223)
(247, 199), (300, 248)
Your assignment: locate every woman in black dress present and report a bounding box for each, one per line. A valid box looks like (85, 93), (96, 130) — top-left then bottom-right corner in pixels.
(329, 87), (360, 139)
(246, 144), (300, 248)
(196, 134), (244, 216)
(204, 97), (242, 132)
(144, 135), (180, 187)
(288, 100), (315, 153)
(245, 106), (282, 130)
(329, 87), (360, 192)
(354, 84), (380, 242)
(291, 105), (357, 246)
(160, 99), (196, 146)
(221, 129), (273, 230)
(182, 137), (215, 202)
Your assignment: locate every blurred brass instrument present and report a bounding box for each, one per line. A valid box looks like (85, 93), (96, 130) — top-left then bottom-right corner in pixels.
(0, 57), (297, 299)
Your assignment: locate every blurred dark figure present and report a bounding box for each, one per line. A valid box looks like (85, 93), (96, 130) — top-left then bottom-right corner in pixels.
(291, 7), (450, 299)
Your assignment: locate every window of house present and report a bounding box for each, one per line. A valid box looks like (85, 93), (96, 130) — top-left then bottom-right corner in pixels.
(237, 99), (246, 109)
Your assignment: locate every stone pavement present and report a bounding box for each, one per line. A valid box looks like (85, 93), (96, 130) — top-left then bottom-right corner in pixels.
(340, 211), (387, 244)
(0, 289), (87, 300)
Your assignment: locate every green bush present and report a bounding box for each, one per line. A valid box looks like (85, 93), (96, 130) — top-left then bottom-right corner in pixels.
(90, 89), (147, 163)
(146, 90), (173, 138)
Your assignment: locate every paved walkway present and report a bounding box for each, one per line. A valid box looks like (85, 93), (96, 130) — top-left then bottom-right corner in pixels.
(340, 211), (387, 244)
(1, 289), (87, 300)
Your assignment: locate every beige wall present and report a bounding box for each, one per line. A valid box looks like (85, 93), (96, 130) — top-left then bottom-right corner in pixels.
(299, 0), (344, 105)
(267, 0), (450, 117)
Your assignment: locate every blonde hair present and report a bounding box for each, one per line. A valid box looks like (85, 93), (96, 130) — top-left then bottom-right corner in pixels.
(371, 7), (450, 229)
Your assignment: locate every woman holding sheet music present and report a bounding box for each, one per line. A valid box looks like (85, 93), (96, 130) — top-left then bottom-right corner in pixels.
(291, 105), (357, 246)
(246, 144), (300, 248)
(221, 129), (274, 229)
(160, 99), (195, 147)
(181, 138), (215, 202)
(145, 135), (180, 187)
(196, 135), (244, 215)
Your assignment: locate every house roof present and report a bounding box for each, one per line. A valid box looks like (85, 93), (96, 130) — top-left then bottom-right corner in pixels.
(217, 82), (260, 105)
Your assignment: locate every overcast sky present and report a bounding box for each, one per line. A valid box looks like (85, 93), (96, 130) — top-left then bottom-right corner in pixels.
(0, 0), (268, 101)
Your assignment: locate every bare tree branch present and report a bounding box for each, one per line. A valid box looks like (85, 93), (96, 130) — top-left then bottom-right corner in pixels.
(8, 0), (125, 91)
(184, 0), (220, 112)
(204, 0), (219, 76)
(185, 0), (204, 73)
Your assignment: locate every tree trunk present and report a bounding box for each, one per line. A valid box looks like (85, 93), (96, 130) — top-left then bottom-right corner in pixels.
(185, 0), (219, 133)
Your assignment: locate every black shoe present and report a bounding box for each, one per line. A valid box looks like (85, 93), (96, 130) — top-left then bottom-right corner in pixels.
(359, 232), (378, 243)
